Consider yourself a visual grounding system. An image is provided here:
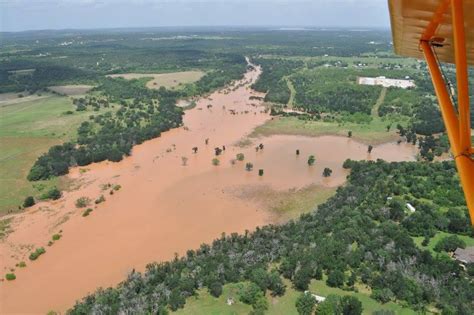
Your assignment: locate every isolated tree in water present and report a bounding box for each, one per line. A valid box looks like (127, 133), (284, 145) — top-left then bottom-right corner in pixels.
(181, 156), (188, 166)
(323, 167), (333, 177)
(307, 155), (316, 166)
(368, 145), (374, 153)
(245, 162), (254, 171)
(192, 147), (198, 153)
(296, 149), (300, 155)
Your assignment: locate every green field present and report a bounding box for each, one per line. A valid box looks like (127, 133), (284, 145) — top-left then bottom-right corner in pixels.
(251, 116), (405, 145)
(413, 231), (474, 254)
(0, 94), (110, 214)
(174, 278), (417, 315)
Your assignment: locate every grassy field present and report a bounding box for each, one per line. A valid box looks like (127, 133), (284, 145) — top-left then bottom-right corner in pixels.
(106, 71), (205, 90)
(0, 94), (110, 214)
(251, 116), (405, 145)
(413, 231), (474, 254)
(174, 278), (417, 315)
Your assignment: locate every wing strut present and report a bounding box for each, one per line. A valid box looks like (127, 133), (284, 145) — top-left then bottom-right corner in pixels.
(420, 0), (474, 225)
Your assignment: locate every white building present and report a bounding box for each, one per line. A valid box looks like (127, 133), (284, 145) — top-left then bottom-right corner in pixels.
(406, 203), (416, 213)
(357, 76), (415, 89)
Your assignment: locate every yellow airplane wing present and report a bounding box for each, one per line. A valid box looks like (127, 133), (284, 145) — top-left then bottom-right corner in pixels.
(389, 0), (474, 65)
(388, 0), (474, 225)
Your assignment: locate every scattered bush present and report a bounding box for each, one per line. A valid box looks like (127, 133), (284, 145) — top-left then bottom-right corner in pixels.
(75, 197), (91, 208)
(43, 187), (62, 200)
(82, 208), (93, 217)
(17, 261), (26, 268)
(95, 195), (106, 204)
(29, 247), (46, 261)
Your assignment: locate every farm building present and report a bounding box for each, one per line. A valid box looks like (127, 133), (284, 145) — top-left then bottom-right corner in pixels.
(357, 76), (415, 89)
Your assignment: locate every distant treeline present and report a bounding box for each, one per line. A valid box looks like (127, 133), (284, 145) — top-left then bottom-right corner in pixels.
(69, 160), (473, 314)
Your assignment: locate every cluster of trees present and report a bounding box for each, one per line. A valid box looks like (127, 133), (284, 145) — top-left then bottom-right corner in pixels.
(28, 92), (183, 180)
(69, 160), (473, 314)
(73, 96), (110, 111)
(292, 68), (382, 114)
(251, 58), (304, 104)
(0, 62), (97, 93)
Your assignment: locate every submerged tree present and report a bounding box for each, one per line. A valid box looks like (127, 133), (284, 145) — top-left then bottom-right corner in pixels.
(307, 155), (316, 166)
(181, 156), (188, 166)
(368, 145), (374, 153)
(323, 167), (333, 177)
(245, 162), (254, 171)
(212, 158), (220, 166)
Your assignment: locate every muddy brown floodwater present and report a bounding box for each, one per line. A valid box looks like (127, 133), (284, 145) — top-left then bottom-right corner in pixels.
(0, 62), (418, 314)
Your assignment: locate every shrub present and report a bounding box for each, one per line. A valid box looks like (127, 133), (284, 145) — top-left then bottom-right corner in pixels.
(239, 282), (262, 305)
(82, 208), (93, 217)
(29, 247), (46, 261)
(236, 153), (245, 161)
(75, 197), (91, 208)
(5, 273), (16, 281)
(23, 196), (35, 208)
(208, 281), (223, 298)
(95, 195), (106, 204)
(45, 187), (62, 200)
(113, 184), (121, 191)
(17, 261), (26, 268)
(52, 234), (61, 241)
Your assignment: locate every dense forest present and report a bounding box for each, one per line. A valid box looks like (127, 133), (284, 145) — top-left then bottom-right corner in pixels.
(69, 160), (473, 314)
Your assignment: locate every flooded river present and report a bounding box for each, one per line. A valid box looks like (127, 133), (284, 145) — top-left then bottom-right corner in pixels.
(0, 63), (417, 314)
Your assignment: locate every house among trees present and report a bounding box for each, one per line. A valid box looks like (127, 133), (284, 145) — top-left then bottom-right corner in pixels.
(406, 203), (416, 213)
(454, 247), (474, 264)
(304, 291), (326, 303)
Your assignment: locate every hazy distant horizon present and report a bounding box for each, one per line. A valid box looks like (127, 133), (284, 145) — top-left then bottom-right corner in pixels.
(1, 25), (391, 35)
(1, 0), (390, 32)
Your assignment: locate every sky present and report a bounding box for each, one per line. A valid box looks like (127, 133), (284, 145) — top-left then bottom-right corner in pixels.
(1, 0), (390, 32)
